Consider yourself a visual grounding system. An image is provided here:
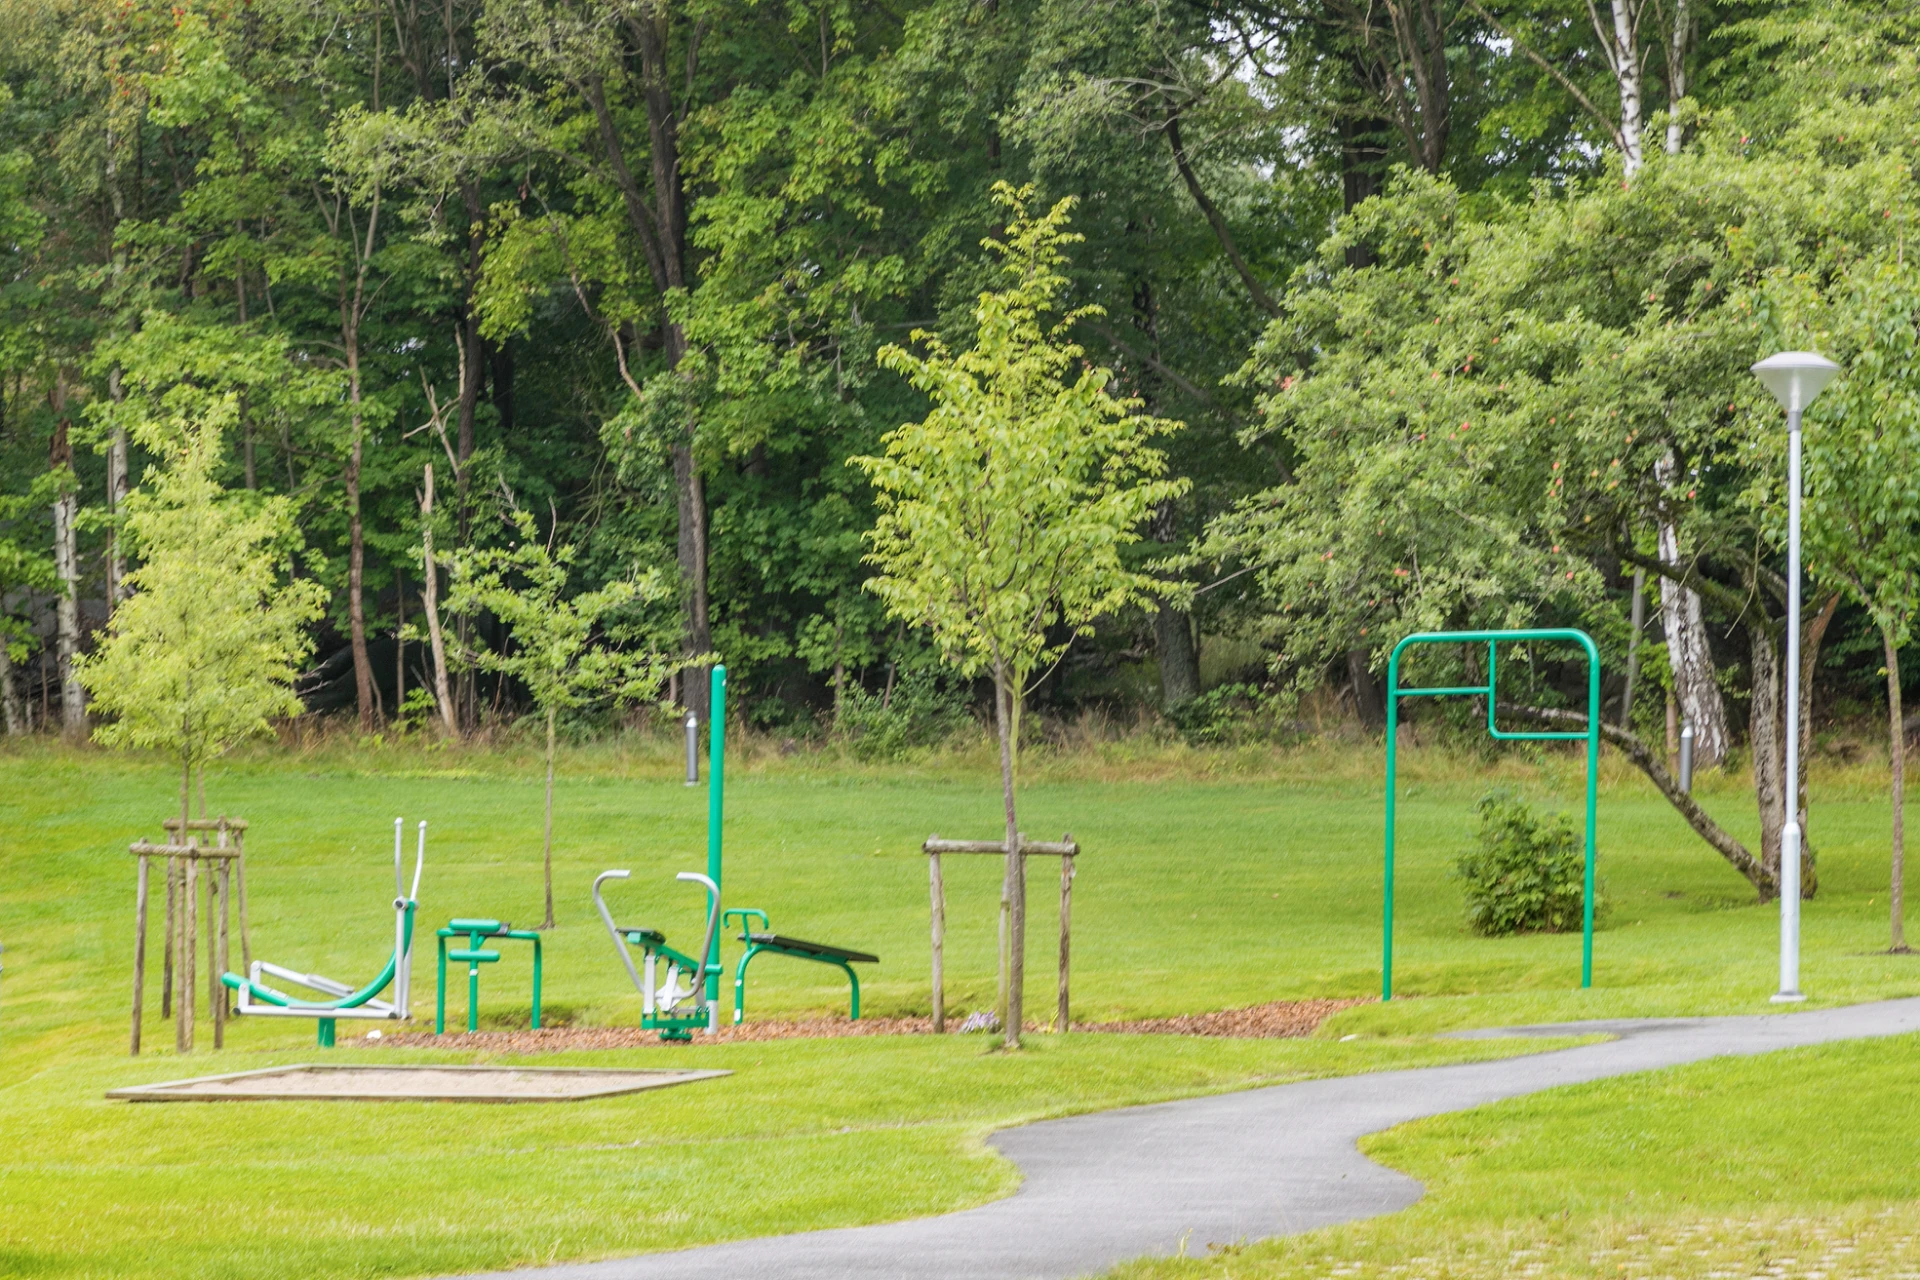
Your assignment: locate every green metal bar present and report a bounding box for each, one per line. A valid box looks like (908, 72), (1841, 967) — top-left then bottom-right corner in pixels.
(1383, 645), (1400, 1002)
(1396, 685), (1493, 698)
(531, 935), (542, 1030)
(317, 1017), (335, 1048)
(1384, 628), (1601, 1001)
(467, 928), (481, 1032)
(435, 934), (448, 1034)
(707, 665), (727, 1013)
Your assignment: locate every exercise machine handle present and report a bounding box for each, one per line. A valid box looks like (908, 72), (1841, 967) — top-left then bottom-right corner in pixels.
(678, 872), (722, 984)
(593, 870), (647, 996)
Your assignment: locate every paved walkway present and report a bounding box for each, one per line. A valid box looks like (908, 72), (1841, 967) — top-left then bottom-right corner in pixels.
(457, 998), (1920, 1280)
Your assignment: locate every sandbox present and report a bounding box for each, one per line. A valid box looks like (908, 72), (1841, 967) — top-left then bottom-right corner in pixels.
(106, 1063), (730, 1103)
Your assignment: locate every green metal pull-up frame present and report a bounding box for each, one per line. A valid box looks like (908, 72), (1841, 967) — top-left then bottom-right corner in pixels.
(1383, 628), (1600, 1001)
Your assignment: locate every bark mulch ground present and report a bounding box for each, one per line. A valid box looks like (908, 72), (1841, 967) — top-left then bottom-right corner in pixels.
(369, 998), (1372, 1052)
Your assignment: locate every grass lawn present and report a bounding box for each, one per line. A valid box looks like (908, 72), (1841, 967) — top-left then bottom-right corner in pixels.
(1111, 1032), (1920, 1280)
(2, 734), (1917, 1277)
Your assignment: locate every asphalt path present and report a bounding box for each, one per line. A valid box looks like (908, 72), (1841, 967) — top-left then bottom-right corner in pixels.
(455, 998), (1920, 1280)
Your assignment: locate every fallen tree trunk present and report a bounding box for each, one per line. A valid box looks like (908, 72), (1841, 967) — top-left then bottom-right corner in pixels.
(1495, 699), (1775, 899)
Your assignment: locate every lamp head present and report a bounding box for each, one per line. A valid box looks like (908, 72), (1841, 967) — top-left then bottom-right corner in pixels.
(1751, 351), (1840, 415)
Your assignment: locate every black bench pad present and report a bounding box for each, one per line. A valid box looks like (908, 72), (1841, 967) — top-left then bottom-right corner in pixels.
(742, 933), (878, 964)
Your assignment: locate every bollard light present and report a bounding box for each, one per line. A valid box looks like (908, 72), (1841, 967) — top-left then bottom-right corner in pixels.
(685, 714), (700, 786)
(1678, 719), (1694, 795)
(1751, 351), (1840, 1002)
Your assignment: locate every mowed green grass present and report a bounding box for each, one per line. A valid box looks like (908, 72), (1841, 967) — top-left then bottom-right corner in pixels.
(2, 736), (1918, 1278)
(1112, 1032), (1920, 1280)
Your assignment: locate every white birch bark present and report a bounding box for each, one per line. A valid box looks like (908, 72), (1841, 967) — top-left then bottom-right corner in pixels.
(1655, 451), (1728, 768)
(52, 485), (83, 735)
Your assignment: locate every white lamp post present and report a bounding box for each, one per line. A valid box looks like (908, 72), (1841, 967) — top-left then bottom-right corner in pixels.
(1751, 351), (1841, 1003)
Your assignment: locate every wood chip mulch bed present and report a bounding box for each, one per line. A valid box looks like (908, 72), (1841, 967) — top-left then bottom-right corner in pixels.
(370, 998), (1372, 1053)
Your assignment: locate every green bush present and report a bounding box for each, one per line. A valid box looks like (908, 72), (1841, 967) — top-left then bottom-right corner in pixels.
(1454, 790), (1596, 936)
(837, 669), (970, 761)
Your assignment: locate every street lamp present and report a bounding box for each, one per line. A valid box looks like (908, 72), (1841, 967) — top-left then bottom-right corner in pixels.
(1751, 350), (1841, 1003)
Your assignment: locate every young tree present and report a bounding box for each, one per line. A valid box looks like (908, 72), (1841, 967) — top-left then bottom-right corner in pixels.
(447, 510), (670, 928)
(856, 185), (1186, 1047)
(75, 402), (325, 831)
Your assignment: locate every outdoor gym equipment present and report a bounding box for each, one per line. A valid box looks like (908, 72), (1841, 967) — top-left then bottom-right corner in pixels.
(1383, 628), (1600, 1001)
(594, 869), (721, 1040)
(435, 919), (542, 1034)
(724, 908), (877, 1024)
(222, 819), (425, 1047)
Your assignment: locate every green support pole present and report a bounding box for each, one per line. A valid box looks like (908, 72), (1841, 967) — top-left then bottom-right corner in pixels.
(706, 665), (727, 1014)
(1382, 628), (1601, 1001)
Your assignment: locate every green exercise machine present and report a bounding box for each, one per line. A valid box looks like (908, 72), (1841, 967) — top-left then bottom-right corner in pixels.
(595, 869), (722, 1041)
(594, 665), (877, 1038)
(435, 919), (542, 1034)
(222, 818), (426, 1047)
(724, 908), (876, 1023)
(1383, 628), (1601, 1001)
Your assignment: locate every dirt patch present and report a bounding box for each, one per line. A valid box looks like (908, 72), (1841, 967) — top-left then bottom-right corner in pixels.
(1077, 997), (1371, 1038)
(369, 998), (1371, 1052)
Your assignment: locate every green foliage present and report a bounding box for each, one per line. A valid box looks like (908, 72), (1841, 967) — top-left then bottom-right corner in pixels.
(74, 402), (325, 796)
(447, 508), (672, 724)
(1167, 682), (1289, 747)
(836, 668), (970, 761)
(1454, 790), (1591, 937)
(856, 184), (1187, 710)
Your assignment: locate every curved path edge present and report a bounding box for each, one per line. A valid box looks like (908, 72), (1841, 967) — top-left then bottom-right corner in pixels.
(451, 998), (1920, 1280)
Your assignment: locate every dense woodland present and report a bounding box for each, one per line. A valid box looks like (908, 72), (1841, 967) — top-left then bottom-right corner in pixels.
(0, 0), (1916, 794)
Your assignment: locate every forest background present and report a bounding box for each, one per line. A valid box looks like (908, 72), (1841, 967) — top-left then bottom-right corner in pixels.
(2, 0), (1916, 864)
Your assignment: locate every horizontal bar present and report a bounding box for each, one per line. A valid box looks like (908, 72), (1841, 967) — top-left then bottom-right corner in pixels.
(922, 839), (1078, 856)
(1392, 685), (1492, 699)
(1489, 729), (1588, 741)
(128, 844), (242, 859)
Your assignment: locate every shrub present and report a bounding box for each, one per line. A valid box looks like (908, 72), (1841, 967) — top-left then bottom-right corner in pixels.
(837, 668), (970, 761)
(1454, 790), (1596, 936)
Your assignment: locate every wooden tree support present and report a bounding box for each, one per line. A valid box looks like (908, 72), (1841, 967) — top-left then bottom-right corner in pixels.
(923, 833), (1078, 1035)
(130, 818), (252, 1057)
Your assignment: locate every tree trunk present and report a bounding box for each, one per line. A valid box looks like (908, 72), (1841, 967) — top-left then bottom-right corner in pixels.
(345, 345), (375, 732)
(106, 369), (129, 612)
(1619, 568), (1645, 728)
(1348, 648), (1385, 731)
(1662, 0), (1690, 156)
(0, 640), (22, 735)
(1797, 593), (1839, 852)
(1749, 621), (1793, 900)
(1154, 601), (1201, 712)
(1656, 455), (1728, 767)
(1607, 0), (1645, 175)
(420, 464), (459, 737)
(1885, 623), (1908, 952)
(49, 411), (84, 737)
(674, 443), (712, 726)
(543, 704), (556, 929)
(993, 656), (1024, 1049)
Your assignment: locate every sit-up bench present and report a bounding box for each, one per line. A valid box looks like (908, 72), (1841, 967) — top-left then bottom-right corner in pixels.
(724, 909), (877, 1024)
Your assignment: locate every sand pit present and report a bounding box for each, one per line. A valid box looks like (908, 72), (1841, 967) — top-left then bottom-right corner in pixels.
(106, 1063), (729, 1103)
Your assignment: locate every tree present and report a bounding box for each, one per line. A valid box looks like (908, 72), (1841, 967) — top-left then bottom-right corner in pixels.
(1219, 121), (1914, 900)
(1795, 255), (1920, 953)
(856, 185), (1185, 1046)
(75, 401), (325, 831)
(447, 507), (670, 928)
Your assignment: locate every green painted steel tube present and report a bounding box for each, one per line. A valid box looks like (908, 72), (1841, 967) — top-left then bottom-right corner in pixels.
(1383, 628), (1601, 1001)
(530, 935), (542, 1030)
(707, 665), (727, 1012)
